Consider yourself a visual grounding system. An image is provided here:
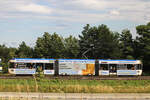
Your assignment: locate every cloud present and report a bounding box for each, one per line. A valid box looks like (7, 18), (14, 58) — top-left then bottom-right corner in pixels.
(0, 0), (53, 20)
(1, 0), (150, 47)
(110, 10), (120, 16)
(0, 0), (150, 23)
(16, 3), (52, 14)
(71, 0), (108, 10)
(46, 0), (150, 23)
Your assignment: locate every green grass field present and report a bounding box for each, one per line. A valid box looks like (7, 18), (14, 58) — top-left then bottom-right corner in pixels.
(0, 78), (150, 93)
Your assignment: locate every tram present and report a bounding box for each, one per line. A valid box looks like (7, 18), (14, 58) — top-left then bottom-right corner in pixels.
(8, 58), (143, 76)
(99, 60), (142, 76)
(8, 58), (54, 75)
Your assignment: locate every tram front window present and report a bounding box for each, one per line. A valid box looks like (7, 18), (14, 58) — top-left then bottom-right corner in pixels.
(136, 64), (142, 70)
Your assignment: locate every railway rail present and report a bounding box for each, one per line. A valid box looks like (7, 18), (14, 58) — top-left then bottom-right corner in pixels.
(0, 75), (150, 80)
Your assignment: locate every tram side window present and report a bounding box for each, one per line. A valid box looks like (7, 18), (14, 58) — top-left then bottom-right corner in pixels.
(10, 63), (26, 68)
(109, 64), (117, 72)
(17, 63), (26, 69)
(100, 64), (108, 70)
(36, 63), (44, 71)
(26, 63), (36, 69)
(45, 63), (54, 70)
(127, 64), (136, 70)
(117, 64), (127, 70)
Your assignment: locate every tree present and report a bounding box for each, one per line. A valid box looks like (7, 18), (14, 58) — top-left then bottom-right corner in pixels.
(50, 33), (65, 58)
(34, 32), (51, 58)
(64, 35), (79, 58)
(8, 48), (17, 59)
(0, 45), (10, 62)
(119, 29), (134, 59)
(34, 32), (65, 58)
(79, 24), (121, 59)
(0, 45), (15, 73)
(136, 22), (150, 70)
(16, 41), (33, 58)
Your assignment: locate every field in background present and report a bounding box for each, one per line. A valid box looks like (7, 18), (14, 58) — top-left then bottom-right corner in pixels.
(0, 78), (150, 93)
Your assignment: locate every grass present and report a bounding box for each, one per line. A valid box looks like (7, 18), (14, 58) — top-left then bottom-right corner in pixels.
(0, 78), (150, 93)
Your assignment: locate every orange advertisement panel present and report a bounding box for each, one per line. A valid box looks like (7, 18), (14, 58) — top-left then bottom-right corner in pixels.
(82, 64), (95, 75)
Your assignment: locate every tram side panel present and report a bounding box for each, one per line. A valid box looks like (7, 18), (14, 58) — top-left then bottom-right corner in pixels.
(116, 60), (143, 76)
(58, 59), (95, 75)
(98, 60), (143, 76)
(8, 59), (36, 75)
(8, 58), (55, 75)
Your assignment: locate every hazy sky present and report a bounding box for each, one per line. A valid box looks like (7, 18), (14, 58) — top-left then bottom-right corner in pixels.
(0, 0), (150, 47)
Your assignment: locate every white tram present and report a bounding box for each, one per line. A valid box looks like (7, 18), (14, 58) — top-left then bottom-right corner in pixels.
(8, 58), (143, 76)
(9, 58), (55, 75)
(99, 60), (142, 76)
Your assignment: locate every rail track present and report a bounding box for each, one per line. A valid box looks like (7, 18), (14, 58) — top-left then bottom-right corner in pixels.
(1, 75), (150, 80)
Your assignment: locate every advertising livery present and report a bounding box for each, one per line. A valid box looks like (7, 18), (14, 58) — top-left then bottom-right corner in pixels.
(8, 58), (143, 76)
(59, 59), (95, 75)
(9, 58), (54, 75)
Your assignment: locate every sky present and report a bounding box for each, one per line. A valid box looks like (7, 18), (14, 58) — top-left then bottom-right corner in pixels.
(0, 0), (150, 47)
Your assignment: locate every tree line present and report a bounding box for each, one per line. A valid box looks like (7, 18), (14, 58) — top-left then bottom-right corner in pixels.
(0, 22), (150, 72)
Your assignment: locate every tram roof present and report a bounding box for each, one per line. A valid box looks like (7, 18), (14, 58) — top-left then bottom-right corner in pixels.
(9, 58), (55, 63)
(58, 59), (95, 63)
(59, 59), (95, 61)
(99, 59), (139, 61)
(99, 59), (141, 64)
(11, 58), (55, 60)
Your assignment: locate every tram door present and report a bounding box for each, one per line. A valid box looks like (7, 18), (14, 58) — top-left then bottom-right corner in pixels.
(109, 64), (117, 75)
